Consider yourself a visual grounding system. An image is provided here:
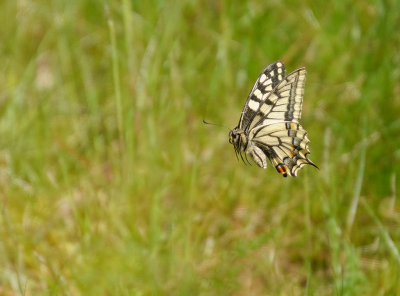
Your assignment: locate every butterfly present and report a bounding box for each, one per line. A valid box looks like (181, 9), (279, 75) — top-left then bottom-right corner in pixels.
(204, 61), (318, 177)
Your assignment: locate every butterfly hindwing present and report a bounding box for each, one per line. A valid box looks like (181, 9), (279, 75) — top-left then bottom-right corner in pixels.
(250, 122), (317, 177)
(238, 61), (286, 132)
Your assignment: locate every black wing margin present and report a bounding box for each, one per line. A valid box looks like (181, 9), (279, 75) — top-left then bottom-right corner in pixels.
(238, 61), (286, 132)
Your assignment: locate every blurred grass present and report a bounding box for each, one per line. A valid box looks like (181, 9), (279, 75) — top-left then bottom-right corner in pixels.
(1, 0), (400, 295)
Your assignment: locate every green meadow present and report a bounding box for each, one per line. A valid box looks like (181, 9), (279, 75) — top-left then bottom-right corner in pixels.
(1, 0), (400, 294)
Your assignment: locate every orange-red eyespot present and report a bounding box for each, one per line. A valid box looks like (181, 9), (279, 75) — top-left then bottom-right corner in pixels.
(275, 164), (288, 177)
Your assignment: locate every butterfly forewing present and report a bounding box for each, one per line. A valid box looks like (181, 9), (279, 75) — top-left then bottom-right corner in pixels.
(254, 68), (306, 127)
(238, 61), (286, 132)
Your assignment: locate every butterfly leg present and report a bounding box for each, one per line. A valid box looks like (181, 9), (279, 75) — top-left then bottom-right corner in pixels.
(244, 153), (252, 166)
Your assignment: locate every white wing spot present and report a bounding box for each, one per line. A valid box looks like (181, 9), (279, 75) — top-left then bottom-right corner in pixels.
(278, 75), (282, 80)
(264, 84), (272, 91)
(270, 71), (275, 77)
(277, 62), (282, 67)
(248, 100), (260, 111)
(259, 74), (267, 83)
(264, 78), (272, 85)
(278, 68), (282, 74)
(254, 89), (262, 99)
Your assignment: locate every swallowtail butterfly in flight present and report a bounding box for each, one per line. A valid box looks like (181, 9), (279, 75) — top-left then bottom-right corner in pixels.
(204, 61), (318, 177)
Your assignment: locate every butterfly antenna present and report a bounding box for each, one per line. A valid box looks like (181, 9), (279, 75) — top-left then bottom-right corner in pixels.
(204, 118), (246, 164)
(203, 119), (232, 131)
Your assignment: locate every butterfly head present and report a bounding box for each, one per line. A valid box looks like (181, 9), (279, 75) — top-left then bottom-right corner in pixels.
(229, 128), (246, 151)
(228, 129), (237, 145)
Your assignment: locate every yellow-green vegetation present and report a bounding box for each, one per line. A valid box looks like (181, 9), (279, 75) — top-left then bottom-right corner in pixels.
(1, 0), (400, 295)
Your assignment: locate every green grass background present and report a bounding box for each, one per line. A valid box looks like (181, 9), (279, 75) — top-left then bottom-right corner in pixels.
(1, 0), (400, 295)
